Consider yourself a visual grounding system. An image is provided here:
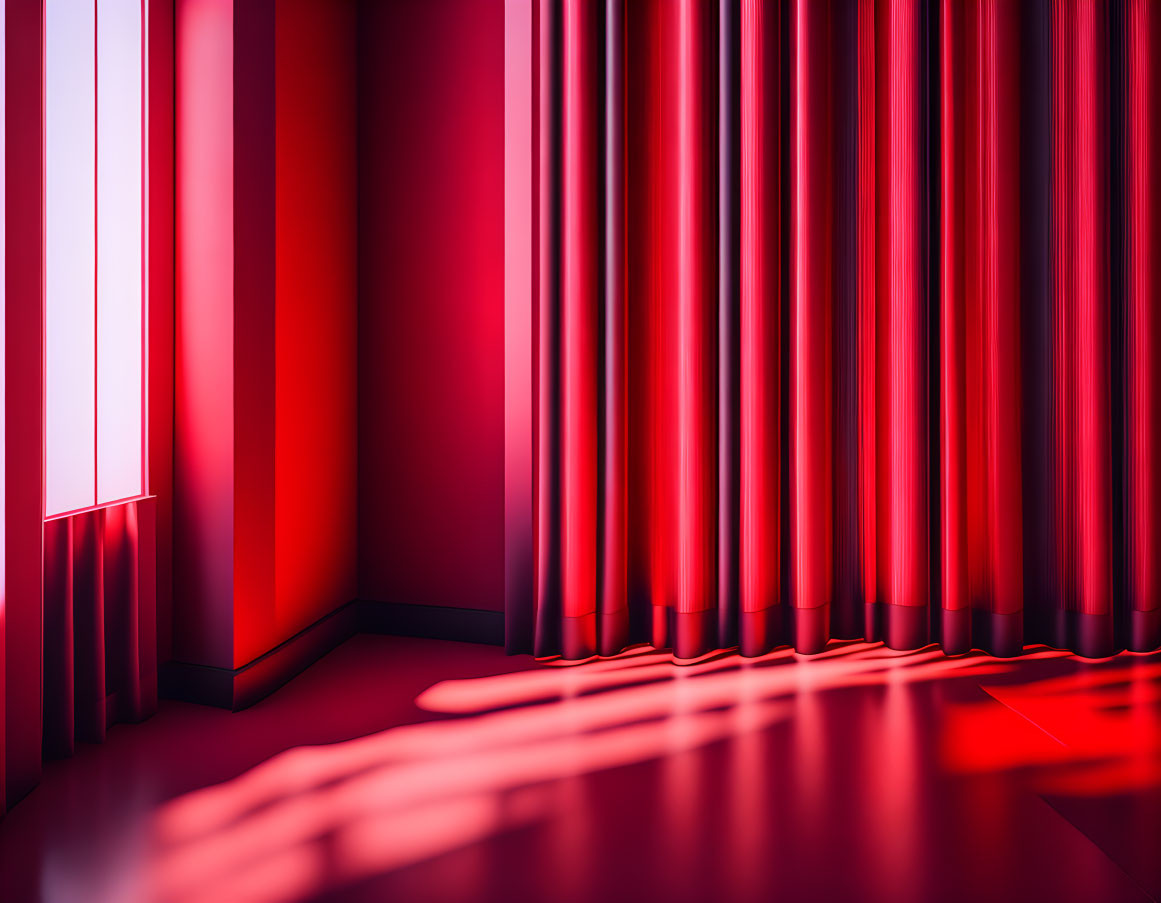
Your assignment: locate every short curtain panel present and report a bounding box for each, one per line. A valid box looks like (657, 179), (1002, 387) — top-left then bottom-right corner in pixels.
(509, 0), (1161, 661)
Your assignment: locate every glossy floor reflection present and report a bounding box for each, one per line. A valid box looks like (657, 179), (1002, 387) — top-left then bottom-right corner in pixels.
(1, 635), (1159, 903)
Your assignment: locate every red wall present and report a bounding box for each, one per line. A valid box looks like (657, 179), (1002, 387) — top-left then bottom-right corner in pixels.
(174, 0), (236, 668)
(275, 0), (358, 640)
(175, 0), (502, 668)
(4, 0), (47, 808)
(148, 0), (176, 665)
(357, 0), (506, 612)
(175, 0), (357, 670)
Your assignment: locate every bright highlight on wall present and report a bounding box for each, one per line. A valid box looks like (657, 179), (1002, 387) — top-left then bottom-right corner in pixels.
(1, 0), (6, 597)
(45, 0), (143, 517)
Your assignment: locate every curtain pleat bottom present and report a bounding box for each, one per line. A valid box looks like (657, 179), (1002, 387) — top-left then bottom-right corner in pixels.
(792, 605), (829, 655)
(739, 608), (778, 658)
(41, 497), (157, 760)
(884, 604), (930, 652)
(863, 603), (882, 645)
(830, 599), (863, 645)
(672, 609), (717, 660)
(537, 598), (1158, 662)
(561, 612), (597, 661)
(972, 610), (1024, 659)
(941, 607), (972, 656)
(599, 609), (630, 658)
(1130, 609), (1161, 653)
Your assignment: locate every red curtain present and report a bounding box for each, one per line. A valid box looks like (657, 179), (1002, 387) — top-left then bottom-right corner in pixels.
(42, 499), (158, 760)
(520, 0), (1161, 661)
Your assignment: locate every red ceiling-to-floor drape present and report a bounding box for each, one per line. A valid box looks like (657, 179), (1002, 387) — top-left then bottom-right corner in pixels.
(513, 0), (1160, 661)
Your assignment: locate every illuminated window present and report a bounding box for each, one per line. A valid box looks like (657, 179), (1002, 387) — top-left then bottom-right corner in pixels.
(45, 0), (143, 517)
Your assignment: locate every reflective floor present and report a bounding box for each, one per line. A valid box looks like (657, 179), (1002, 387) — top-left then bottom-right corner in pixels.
(1, 634), (1159, 903)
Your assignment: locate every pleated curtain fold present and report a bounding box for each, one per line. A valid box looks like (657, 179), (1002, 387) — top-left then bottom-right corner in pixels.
(520, 0), (1161, 661)
(42, 498), (158, 760)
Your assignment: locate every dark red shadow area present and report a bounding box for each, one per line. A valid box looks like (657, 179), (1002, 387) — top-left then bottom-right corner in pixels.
(1, 636), (1158, 903)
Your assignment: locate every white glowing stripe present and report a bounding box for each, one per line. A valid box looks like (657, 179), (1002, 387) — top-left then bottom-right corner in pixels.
(96, 0), (143, 504)
(46, 0), (97, 515)
(46, 0), (143, 516)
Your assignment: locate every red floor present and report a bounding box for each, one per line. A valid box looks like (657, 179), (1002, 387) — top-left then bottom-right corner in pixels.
(0, 634), (1159, 903)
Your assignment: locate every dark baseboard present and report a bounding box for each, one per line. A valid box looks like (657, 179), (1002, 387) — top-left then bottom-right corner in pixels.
(160, 599), (362, 710)
(160, 599), (504, 711)
(359, 600), (505, 646)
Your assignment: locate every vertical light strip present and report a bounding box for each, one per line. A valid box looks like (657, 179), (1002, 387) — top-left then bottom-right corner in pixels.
(560, 0), (599, 658)
(884, 0), (925, 614)
(673, 0), (714, 659)
(600, 0), (627, 654)
(856, 0), (876, 633)
(1, 0), (6, 599)
(1126, 0), (1158, 633)
(96, 0), (143, 502)
(503, 0), (534, 653)
(677, 0), (694, 621)
(791, 0), (833, 644)
(1074, 0), (1111, 619)
(740, 0), (781, 653)
(939, 0), (965, 618)
(45, 0), (97, 515)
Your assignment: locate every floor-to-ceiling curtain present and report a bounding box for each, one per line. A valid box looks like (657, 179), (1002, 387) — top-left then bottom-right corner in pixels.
(515, 0), (1160, 661)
